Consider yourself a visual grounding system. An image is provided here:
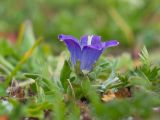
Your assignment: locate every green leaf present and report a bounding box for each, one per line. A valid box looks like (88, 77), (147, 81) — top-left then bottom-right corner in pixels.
(0, 55), (14, 71)
(60, 60), (71, 91)
(26, 102), (52, 119)
(139, 46), (150, 67)
(24, 73), (56, 93)
(18, 20), (36, 54)
(0, 39), (14, 56)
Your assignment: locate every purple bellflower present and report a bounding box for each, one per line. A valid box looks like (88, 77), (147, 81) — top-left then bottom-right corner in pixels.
(58, 34), (119, 73)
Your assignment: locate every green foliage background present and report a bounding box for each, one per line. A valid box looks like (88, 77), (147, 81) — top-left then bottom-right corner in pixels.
(0, 0), (160, 51)
(0, 0), (160, 120)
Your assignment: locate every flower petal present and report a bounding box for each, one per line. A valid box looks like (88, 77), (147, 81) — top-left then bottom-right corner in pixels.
(80, 46), (103, 71)
(80, 35), (88, 48)
(90, 35), (102, 49)
(80, 35), (102, 49)
(58, 34), (81, 65)
(102, 40), (119, 49)
(58, 34), (79, 43)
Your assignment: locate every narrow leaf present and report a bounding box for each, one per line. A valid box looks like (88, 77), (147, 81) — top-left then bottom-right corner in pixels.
(60, 60), (71, 91)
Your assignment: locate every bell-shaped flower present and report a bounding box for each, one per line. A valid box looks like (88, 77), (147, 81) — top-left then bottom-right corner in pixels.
(58, 34), (119, 72)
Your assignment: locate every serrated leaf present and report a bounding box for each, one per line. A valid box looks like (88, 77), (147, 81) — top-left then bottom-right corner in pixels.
(139, 46), (150, 66)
